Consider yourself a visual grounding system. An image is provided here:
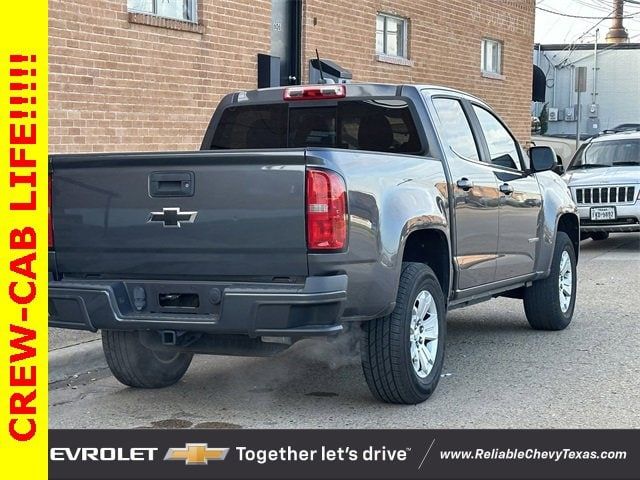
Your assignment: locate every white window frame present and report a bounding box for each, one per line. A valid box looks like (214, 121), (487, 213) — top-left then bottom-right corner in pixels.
(481, 38), (503, 75)
(376, 13), (409, 59)
(128, 0), (197, 23)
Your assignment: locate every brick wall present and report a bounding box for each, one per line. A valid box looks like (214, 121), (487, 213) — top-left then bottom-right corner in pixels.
(49, 0), (272, 153)
(49, 0), (535, 153)
(303, 0), (536, 142)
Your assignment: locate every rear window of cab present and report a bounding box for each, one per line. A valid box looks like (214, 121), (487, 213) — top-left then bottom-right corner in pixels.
(209, 99), (423, 154)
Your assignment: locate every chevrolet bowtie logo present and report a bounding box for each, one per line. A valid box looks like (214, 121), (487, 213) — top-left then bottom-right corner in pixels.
(148, 207), (197, 228)
(164, 443), (229, 465)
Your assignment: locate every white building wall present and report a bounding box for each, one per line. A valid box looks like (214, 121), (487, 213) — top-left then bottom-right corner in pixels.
(534, 45), (640, 135)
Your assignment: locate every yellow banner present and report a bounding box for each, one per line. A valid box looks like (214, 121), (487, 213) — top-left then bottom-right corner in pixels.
(0, 1), (48, 478)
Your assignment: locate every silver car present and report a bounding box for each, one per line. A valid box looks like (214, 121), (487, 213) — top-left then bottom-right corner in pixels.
(563, 131), (640, 240)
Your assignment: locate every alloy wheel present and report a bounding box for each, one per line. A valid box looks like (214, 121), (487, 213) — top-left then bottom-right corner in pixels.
(409, 290), (439, 378)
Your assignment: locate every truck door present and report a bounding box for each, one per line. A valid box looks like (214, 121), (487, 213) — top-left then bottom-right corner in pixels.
(470, 104), (543, 281)
(431, 97), (500, 290)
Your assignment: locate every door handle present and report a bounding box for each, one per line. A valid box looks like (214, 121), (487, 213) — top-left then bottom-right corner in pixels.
(149, 171), (194, 197)
(456, 178), (474, 191)
(499, 183), (514, 195)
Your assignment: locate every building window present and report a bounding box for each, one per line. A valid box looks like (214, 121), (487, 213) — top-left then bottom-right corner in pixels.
(481, 38), (502, 75)
(128, 0), (196, 22)
(376, 13), (408, 58)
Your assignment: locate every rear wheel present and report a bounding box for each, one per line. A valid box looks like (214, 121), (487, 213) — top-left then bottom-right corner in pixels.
(590, 232), (609, 241)
(361, 263), (446, 404)
(102, 330), (193, 388)
(523, 232), (577, 330)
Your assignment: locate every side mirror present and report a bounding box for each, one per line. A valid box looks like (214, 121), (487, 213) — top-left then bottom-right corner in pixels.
(529, 146), (556, 173)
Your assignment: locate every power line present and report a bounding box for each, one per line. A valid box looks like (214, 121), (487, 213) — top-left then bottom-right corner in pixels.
(541, 6), (617, 69)
(537, 1), (639, 70)
(536, 5), (640, 18)
(573, 0), (614, 12)
(562, 32), (640, 68)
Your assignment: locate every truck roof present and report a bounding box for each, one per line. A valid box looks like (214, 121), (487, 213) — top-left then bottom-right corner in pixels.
(227, 83), (489, 108)
(589, 130), (640, 143)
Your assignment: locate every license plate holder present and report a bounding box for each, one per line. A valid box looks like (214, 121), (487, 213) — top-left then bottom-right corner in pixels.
(590, 206), (616, 221)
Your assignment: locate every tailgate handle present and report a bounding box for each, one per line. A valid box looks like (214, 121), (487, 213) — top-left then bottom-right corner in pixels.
(149, 171), (194, 197)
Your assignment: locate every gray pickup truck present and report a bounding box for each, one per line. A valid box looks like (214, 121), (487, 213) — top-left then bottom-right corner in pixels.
(49, 84), (579, 404)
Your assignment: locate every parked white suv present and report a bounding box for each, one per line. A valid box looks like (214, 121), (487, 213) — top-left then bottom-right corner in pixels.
(563, 131), (640, 240)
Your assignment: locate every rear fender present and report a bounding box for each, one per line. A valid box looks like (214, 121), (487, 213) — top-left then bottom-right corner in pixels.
(383, 186), (451, 304)
(305, 150), (449, 320)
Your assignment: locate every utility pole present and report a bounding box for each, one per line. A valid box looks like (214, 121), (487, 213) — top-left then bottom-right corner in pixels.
(575, 67), (587, 150)
(592, 29), (598, 105)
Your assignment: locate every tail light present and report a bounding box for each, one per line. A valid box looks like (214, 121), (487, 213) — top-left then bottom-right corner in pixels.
(306, 168), (347, 251)
(284, 84), (346, 101)
(48, 176), (54, 248)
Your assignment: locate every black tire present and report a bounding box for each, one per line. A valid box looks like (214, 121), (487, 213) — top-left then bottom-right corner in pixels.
(590, 232), (609, 241)
(101, 330), (193, 388)
(361, 262), (446, 404)
(523, 232), (577, 330)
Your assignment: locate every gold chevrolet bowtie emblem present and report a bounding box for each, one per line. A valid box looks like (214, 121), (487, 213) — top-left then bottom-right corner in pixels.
(164, 443), (229, 465)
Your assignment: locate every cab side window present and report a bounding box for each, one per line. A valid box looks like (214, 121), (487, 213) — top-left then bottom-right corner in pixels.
(472, 105), (521, 170)
(432, 98), (480, 161)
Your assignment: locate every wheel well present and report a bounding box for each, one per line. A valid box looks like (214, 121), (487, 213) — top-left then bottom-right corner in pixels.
(557, 213), (579, 260)
(402, 229), (450, 298)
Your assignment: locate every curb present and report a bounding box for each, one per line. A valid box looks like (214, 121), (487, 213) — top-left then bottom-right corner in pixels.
(49, 339), (107, 384)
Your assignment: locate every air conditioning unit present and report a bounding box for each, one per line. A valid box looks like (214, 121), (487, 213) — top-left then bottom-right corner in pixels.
(564, 107), (575, 122)
(548, 108), (559, 122)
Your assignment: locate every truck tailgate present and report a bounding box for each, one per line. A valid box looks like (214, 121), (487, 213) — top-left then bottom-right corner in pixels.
(50, 151), (308, 279)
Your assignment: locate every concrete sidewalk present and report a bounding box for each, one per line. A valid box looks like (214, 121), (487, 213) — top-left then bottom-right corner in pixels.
(49, 328), (106, 383)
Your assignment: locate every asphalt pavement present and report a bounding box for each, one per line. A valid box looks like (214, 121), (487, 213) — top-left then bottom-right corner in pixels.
(49, 233), (640, 429)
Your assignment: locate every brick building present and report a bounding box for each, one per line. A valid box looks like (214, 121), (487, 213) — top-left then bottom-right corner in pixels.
(49, 0), (535, 153)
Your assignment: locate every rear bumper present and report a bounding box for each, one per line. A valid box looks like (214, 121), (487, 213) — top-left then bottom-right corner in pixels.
(578, 203), (640, 232)
(49, 275), (347, 337)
